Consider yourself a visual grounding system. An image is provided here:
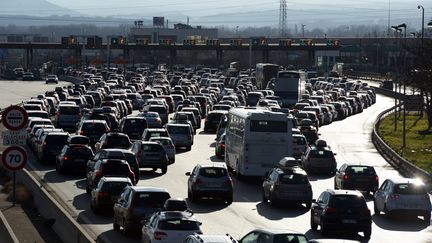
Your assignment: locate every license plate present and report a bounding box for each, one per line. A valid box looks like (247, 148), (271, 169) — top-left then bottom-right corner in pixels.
(342, 219), (357, 224)
(207, 183), (221, 188)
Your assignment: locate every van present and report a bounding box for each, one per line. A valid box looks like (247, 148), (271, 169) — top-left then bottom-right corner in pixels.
(165, 123), (193, 150)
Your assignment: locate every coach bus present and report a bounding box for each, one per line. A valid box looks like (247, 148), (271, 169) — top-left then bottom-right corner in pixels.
(225, 108), (293, 177)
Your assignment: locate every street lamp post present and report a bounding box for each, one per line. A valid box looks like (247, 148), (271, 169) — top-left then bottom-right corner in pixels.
(391, 25), (402, 131)
(418, 5), (424, 46)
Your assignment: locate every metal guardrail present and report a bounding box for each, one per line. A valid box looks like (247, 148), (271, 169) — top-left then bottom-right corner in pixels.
(346, 71), (390, 82)
(372, 104), (432, 188)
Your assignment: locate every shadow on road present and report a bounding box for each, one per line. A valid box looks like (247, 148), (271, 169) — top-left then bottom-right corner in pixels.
(72, 192), (90, 210)
(372, 214), (429, 231)
(187, 199), (229, 214)
(43, 170), (83, 183)
(305, 229), (369, 242)
(209, 155), (224, 162)
(256, 202), (310, 220)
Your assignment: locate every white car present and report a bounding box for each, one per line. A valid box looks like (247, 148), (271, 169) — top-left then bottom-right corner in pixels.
(184, 233), (238, 243)
(374, 178), (431, 222)
(46, 74), (59, 84)
(141, 211), (202, 243)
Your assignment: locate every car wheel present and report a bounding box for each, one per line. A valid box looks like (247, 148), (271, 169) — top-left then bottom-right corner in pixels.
(423, 213), (431, 224)
(151, 167), (157, 172)
(269, 194), (278, 206)
(191, 191), (198, 203)
(226, 195), (233, 205)
(364, 226), (372, 238)
(161, 166), (167, 174)
(320, 220), (328, 236)
(262, 190), (267, 203)
(310, 214), (318, 230)
(305, 202), (312, 209)
(186, 146), (191, 151)
(86, 184), (91, 194)
(373, 200), (380, 215)
(113, 218), (120, 231)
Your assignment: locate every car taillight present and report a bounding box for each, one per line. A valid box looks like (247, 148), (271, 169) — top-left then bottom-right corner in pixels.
(95, 165), (103, 177)
(343, 175), (349, 181)
(225, 178), (233, 186)
(63, 156), (68, 161)
(129, 171), (135, 180)
(374, 175), (379, 182)
(361, 208), (371, 216)
(156, 118), (161, 123)
(80, 131), (85, 135)
(272, 182), (280, 190)
(221, 143), (225, 148)
(98, 191), (109, 198)
(154, 231), (167, 240)
(43, 141), (47, 146)
(78, 113), (82, 117)
(56, 112), (60, 118)
(325, 207), (337, 214)
(390, 194), (399, 200)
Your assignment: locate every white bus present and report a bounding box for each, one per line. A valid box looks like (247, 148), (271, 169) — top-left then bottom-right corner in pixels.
(225, 108), (293, 177)
(267, 70), (306, 108)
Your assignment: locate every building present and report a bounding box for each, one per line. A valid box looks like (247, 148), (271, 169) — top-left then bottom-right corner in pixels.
(129, 26), (218, 43)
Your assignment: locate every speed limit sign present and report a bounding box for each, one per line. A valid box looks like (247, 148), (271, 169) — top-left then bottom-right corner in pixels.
(2, 146), (27, 171)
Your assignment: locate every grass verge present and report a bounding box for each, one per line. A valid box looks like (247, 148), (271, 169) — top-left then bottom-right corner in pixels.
(378, 111), (432, 173)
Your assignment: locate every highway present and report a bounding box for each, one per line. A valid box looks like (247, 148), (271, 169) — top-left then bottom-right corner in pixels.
(0, 81), (431, 243)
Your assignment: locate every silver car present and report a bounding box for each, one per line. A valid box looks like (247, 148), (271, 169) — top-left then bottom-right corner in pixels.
(165, 123), (193, 151)
(292, 134), (309, 159)
(374, 178), (431, 222)
(149, 137), (176, 164)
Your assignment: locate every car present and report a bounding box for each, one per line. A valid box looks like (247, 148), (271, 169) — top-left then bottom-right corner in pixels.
(37, 132), (70, 163)
(22, 72), (34, 81)
(239, 229), (308, 243)
(141, 211), (202, 243)
(113, 186), (171, 235)
(76, 120), (109, 145)
(162, 198), (190, 212)
(373, 178), (431, 222)
(165, 123), (193, 150)
(46, 74), (59, 84)
(186, 163), (233, 204)
(310, 189), (372, 238)
(139, 111), (163, 128)
(119, 116), (148, 141)
(141, 128), (170, 141)
(130, 141), (169, 174)
(55, 104), (82, 131)
(148, 137), (176, 164)
(90, 177), (133, 214)
(86, 159), (136, 193)
(215, 133), (225, 158)
(301, 143), (337, 175)
(292, 134), (309, 159)
(262, 162), (312, 208)
(204, 111), (228, 133)
(184, 234), (238, 243)
(307, 240), (360, 243)
(334, 164), (379, 194)
(67, 135), (90, 146)
(94, 132), (132, 152)
(56, 144), (94, 175)
(145, 104), (169, 125)
(87, 148), (140, 184)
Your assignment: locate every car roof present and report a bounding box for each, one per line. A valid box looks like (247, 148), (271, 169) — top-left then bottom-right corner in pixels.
(386, 177), (425, 185)
(83, 119), (106, 123)
(103, 148), (134, 154)
(157, 211), (197, 221)
(250, 228), (305, 235)
(198, 163), (228, 169)
(326, 189), (363, 196)
(131, 186), (169, 193)
(145, 128), (167, 131)
(166, 123), (189, 127)
(100, 177), (132, 183)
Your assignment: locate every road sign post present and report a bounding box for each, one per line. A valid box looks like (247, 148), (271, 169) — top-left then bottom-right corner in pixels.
(2, 145), (28, 206)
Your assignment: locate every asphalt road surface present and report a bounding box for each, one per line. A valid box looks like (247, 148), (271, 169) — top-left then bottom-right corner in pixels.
(0, 81), (430, 243)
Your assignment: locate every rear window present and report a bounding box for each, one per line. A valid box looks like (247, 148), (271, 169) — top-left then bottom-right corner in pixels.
(59, 106), (80, 115)
(45, 135), (69, 144)
(158, 219), (200, 231)
(199, 167), (227, 178)
(279, 174), (309, 185)
(346, 166), (376, 175)
(134, 192), (170, 208)
(67, 146), (93, 156)
(107, 136), (130, 147)
(394, 183), (427, 195)
(273, 234), (308, 243)
(101, 181), (131, 193)
(102, 163), (130, 175)
(151, 139), (172, 146)
(167, 126), (189, 134)
(293, 136), (307, 145)
(149, 107), (167, 114)
(250, 120), (287, 133)
(208, 113), (223, 121)
(82, 123), (106, 132)
(142, 113), (159, 118)
(142, 144), (163, 152)
(329, 195), (366, 208)
(124, 119), (147, 128)
(309, 149), (334, 158)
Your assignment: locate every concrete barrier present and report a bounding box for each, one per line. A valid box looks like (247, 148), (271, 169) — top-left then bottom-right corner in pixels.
(0, 210), (19, 243)
(2, 167), (95, 243)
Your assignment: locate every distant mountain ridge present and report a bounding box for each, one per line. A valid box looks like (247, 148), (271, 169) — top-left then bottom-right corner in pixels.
(2, 0), (77, 16)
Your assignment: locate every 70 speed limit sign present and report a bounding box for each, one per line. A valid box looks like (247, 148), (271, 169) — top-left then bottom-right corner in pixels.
(2, 146), (27, 171)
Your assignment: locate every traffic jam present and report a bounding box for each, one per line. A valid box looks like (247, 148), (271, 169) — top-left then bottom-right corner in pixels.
(13, 65), (432, 243)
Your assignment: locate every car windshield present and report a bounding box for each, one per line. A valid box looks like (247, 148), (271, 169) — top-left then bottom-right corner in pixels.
(167, 126), (189, 134)
(151, 139), (171, 146)
(82, 123), (106, 133)
(199, 167), (227, 178)
(124, 119), (147, 128)
(346, 166), (376, 175)
(309, 149), (334, 158)
(102, 163), (129, 175)
(293, 137), (306, 145)
(394, 183), (427, 195)
(101, 181), (131, 193)
(107, 136), (130, 147)
(68, 146), (93, 156)
(279, 174), (309, 185)
(158, 219), (200, 231)
(45, 135), (69, 145)
(134, 192), (170, 208)
(149, 107), (167, 114)
(329, 195), (366, 208)
(250, 120), (287, 133)
(273, 234), (308, 243)
(59, 106), (80, 115)
(142, 144), (163, 152)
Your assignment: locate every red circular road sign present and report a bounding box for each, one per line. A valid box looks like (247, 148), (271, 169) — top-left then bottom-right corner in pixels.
(2, 146), (27, 171)
(1, 105), (28, 131)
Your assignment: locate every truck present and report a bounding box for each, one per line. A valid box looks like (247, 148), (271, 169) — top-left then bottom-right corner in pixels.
(268, 70), (306, 108)
(255, 63), (279, 90)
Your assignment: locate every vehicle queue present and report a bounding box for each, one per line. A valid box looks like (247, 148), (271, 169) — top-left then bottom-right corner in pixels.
(19, 65), (431, 243)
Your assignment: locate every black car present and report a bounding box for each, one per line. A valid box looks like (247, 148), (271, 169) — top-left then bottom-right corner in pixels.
(37, 132), (70, 163)
(86, 159), (136, 193)
(334, 164), (379, 194)
(119, 116), (148, 141)
(310, 189), (372, 238)
(94, 132), (132, 152)
(204, 110), (228, 133)
(90, 176), (133, 214)
(56, 144), (94, 175)
(76, 120), (110, 145)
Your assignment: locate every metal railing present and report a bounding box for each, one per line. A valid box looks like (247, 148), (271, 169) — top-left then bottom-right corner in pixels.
(372, 104), (432, 188)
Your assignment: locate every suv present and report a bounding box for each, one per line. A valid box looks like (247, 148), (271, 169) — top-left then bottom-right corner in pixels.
(301, 144), (337, 175)
(292, 134), (309, 159)
(141, 128), (170, 141)
(94, 132), (132, 152)
(262, 164), (312, 208)
(76, 120), (109, 145)
(85, 159), (136, 193)
(90, 177), (133, 214)
(185, 234), (238, 243)
(56, 104), (82, 130)
(119, 116), (148, 141)
(131, 141), (169, 174)
(113, 186), (171, 235)
(56, 144), (94, 175)
(141, 211), (202, 242)
(37, 132), (70, 163)
(204, 111), (228, 133)
(165, 123), (194, 150)
(374, 178), (431, 222)
(186, 163), (233, 204)
(334, 164), (379, 194)
(310, 189), (372, 238)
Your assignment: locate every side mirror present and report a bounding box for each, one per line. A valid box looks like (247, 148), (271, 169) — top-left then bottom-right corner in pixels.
(185, 172), (191, 176)
(318, 133), (321, 136)
(311, 199), (317, 203)
(333, 153), (337, 156)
